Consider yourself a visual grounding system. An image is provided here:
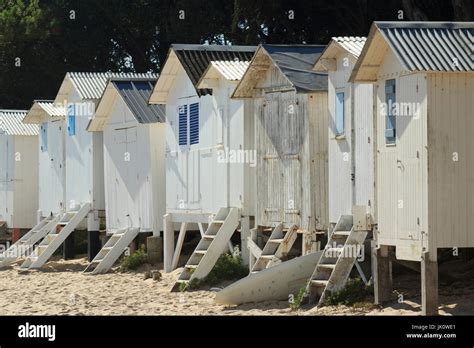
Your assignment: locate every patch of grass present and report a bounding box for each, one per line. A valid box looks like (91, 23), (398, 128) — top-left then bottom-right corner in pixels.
(289, 286), (307, 311)
(187, 253), (248, 290)
(119, 248), (148, 272)
(324, 277), (373, 306)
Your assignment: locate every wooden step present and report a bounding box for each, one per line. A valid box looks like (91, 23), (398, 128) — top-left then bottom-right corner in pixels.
(333, 231), (351, 236)
(212, 220), (225, 224)
(202, 235), (215, 240)
(268, 238), (284, 243)
(194, 250), (206, 255)
(318, 264), (336, 270)
(311, 280), (328, 287)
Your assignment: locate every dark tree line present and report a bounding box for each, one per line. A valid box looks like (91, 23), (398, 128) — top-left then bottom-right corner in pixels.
(0, 0), (472, 109)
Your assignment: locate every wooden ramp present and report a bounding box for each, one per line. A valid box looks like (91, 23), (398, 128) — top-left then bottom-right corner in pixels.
(215, 251), (323, 305)
(172, 207), (239, 292)
(305, 215), (368, 306)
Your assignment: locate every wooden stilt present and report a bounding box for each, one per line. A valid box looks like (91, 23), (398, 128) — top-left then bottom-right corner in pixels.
(421, 251), (438, 315)
(240, 216), (250, 266)
(163, 214), (174, 273)
(171, 222), (187, 270)
(372, 242), (392, 304)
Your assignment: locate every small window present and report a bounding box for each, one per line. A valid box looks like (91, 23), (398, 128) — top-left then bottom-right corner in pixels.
(178, 104), (188, 146)
(335, 92), (345, 136)
(40, 122), (48, 152)
(189, 103), (199, 145)
(385, 79), (396, 144)
(67, 104), (75, 136)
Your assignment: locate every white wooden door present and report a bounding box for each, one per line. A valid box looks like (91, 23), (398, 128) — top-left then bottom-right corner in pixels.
(396, 74), (422, 241)
(49, 120), (65, 213)
(0, 135), (9, 223)
(113, 128), (128, 228)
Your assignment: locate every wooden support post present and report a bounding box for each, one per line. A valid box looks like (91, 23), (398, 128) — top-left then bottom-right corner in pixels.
(87, 211), (101, 262)
(147, 236), (163, 264)
(372, 242), (392, 305)
(421, 251), (439, 316)
(249, 227), (258, 271)
(63, 232), (75, 260)
(240, 216), (250, 266)
(198, 223), (205, 238)
(163, 214), (174, 273)
(171, 222), (187, 270)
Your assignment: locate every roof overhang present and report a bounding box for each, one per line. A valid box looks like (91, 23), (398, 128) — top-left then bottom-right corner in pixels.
(197, 61), (249, 89)
(149, 49), (182, 104)
(232, 46), (292, 99)
(349, 24), (390, 83)
(87, 81), (117, 132)
(313, 40), (353, 72)
(24, 101), (66, 124)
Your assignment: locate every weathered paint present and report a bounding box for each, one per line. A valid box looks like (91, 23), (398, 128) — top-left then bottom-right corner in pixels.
(253, 62), (328, 231)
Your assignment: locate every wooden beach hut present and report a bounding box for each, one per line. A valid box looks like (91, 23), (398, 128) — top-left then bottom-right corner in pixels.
(19, 72), (154, 270)
(350, 21), (474, 315)
(0, 110), (39, 231)
(85, 77), (166, 273)
(232, 45), (329, 270)
(148, 44), (256, 285)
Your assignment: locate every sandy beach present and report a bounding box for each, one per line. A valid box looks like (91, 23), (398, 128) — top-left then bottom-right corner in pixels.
(0, 257), (473, 316)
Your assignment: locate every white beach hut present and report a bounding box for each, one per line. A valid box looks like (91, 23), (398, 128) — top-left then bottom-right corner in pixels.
(149, 44), (256, 284)
(18, 72), (155, 270)
(0, 110), (39, 231)
(85, 78), (166, 273)
(351, 21), (474, 314)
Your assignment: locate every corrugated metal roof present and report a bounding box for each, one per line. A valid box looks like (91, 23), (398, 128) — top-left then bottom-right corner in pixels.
(377, 21), (473, 72)
(67, 72), (158, 100)
(262, 45), (328, 92)
(333, 37), (367, 58)
(209, 60), (250, 81)
(35, 100), (66, 117)
(171, 44), (256, 95)
(0, 110), (39, 136)
(112, 79), (165, 124)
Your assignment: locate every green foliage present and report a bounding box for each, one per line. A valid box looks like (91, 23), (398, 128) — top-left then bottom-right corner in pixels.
(119, 248), (148, 272)
(289, 286), (307, 311)
(324, 277), (373, 306)
(178, 281), (187, 292)
(187, 253), (248, 290)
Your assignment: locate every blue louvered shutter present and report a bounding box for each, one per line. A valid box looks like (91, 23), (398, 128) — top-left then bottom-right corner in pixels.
(385, 79), (396, 144)
(189, 103), (199, 145)
(40, 122), (48, 152)
(67, 104), (76, 136)
(178, 104), (188, 145)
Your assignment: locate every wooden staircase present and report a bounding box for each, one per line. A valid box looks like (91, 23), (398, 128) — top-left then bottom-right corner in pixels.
(84, 227), (139, 274)
(0, 215), (60, 268)
(305, 215), (368, 306)
(251, 223), (297, 273)
(20, 203), (91, 269)
(172, 207), (240, 291)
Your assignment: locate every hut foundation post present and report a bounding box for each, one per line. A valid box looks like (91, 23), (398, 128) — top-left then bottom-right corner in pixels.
(63, 233), (75, 260)
(240, 216), (250, 266)
(163, 214), (175, 273)
(372, 242), (392, 304)
(87, 211), (101, 261)
(421, 251), (438, 315)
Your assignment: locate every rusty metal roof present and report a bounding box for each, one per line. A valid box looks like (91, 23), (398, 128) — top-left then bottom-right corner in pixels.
(0, 110), (39, 136)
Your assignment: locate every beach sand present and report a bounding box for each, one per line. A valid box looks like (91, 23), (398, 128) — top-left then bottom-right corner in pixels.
(0, 257), (473, 316)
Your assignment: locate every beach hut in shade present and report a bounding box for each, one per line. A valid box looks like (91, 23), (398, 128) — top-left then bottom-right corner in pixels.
(0, 110), (39, 231)
(350, 21), (474, 315)
(148, 44), (256, 284)
(18, 72), (155, 271)
(0, 102), (68, 268)
(85, 77), (166, 274)
(232, 45), (329, 269)
(299, 37), (375, 306)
